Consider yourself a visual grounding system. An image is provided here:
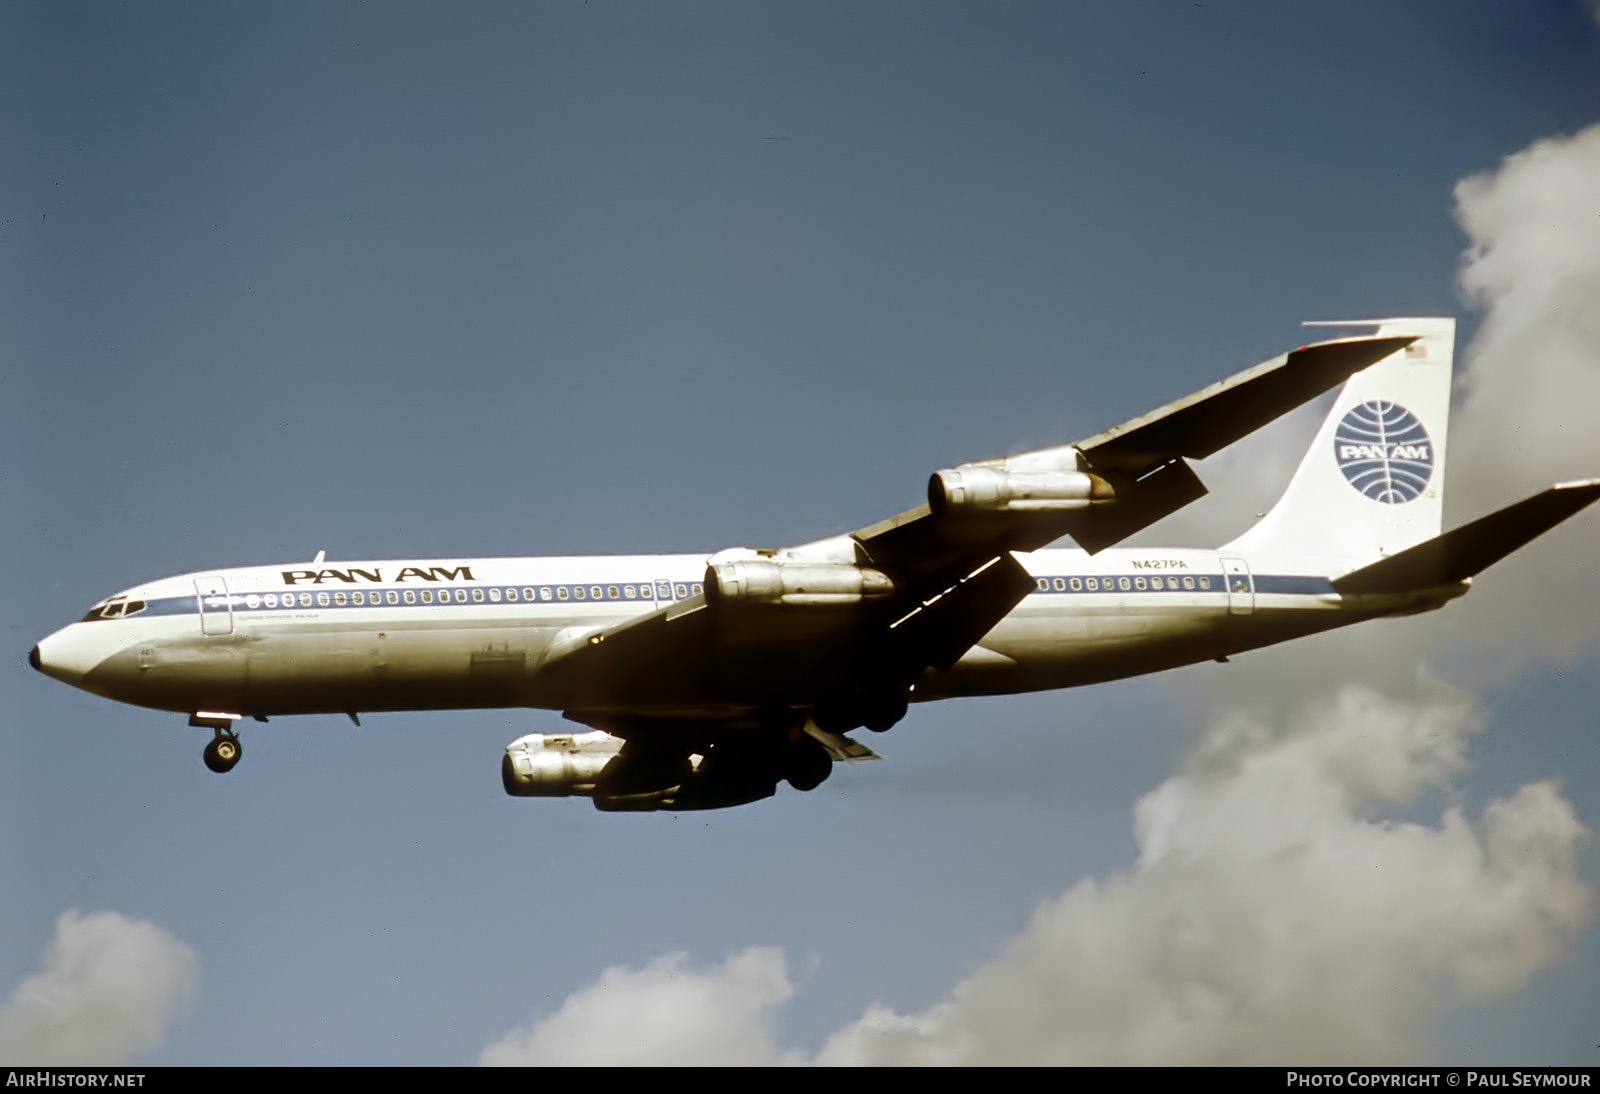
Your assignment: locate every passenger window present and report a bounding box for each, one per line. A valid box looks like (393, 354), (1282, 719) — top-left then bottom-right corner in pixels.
(316, 592), (329, 606)
(1134, 577), (1146, 590)
(472, 589), (484, 602)
(352, 592), (365, 605)
(1036, 578), (1049, 592)
(557, 586), (569, 601)
(590, 586), (602, 600)
(1069, 578), (1082, 591)
(624, 585), (635, 599)
(1183, 576), (1194, 590)
(657, 583), (671, 599)
(1199, 577), (1211, 589)
(607, 586), (619, 600)
(1086, 578), (1098, 591)
(421, 590), (433, 604)
(333, 592), (347, 606)
(489, 588), (501, 603)
(692, 583), (703, 596)
(455, 589), (467, 603)
(574, 586), (585, 600)
(1118, 577), (1130, 591)
(540, 587), (553, 601)
(506, 588), (518, 602)
(674, 584), (688, 599)
(1053, 578), (1066, 591)
(402, 590), (415, 604)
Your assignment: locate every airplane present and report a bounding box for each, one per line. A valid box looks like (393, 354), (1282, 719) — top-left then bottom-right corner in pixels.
(29, 318), (1600, 811)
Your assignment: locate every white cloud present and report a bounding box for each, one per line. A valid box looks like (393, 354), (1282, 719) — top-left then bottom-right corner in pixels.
(0, 910), (199, 1066)
(1447, 122), (1600, 663)
(480, 947), (796, 1066)
(814, 689), (1590, 1065)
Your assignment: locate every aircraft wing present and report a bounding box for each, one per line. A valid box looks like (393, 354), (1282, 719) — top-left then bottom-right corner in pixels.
(538, 331), (1414, 724)
(850, 333), (1415, 581)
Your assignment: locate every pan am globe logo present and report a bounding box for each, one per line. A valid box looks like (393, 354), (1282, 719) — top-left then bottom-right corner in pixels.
(1333, 400), (1434, 504)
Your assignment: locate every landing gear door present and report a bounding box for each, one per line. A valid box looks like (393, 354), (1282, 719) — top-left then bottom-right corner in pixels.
(1221, 558), (1254, 616)
(195, 575), (234, 636)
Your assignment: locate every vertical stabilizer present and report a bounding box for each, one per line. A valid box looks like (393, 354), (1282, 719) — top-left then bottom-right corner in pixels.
(1223, 318), (1455, 569)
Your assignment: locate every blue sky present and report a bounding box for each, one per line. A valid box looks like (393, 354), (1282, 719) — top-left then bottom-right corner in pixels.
(4, 1), (1600, 1065)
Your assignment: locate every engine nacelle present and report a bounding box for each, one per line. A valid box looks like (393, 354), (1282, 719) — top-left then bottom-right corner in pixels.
(503, 731), (809, 812)
(705, 560), (894, 606)
(502, 730), (624, 797)
(929, 466), (1114, 514)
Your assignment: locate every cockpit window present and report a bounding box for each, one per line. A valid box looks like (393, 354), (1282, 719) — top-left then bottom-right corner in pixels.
(81, 596), (147, 622)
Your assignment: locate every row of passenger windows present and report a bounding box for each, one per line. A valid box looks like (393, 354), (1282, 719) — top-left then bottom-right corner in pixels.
(240, 583), (704, 610)
(1034, 575), (1213, 593)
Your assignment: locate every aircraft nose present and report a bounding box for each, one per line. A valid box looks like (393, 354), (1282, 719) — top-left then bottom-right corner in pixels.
(30, 628), (97, 687)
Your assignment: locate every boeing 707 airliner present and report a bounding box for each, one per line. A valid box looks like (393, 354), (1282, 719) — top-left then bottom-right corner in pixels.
(30, 319), (1600, 810)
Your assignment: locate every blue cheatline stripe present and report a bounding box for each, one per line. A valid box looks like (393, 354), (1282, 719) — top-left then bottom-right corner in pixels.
(1252, 575), (1337, 595)
(81, 581), (707, 622)
(1027, 574), (1336, 596)
(78, 571), (1341, 624)
(1030, 574), (1226, 594)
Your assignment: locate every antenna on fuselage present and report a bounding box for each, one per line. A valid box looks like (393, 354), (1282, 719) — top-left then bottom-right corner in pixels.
(313, 549), (326, 565)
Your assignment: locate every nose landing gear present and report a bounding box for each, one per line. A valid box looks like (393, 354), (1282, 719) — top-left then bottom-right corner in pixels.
(203, 732), (242, 774)
(189, 712), (245, 774)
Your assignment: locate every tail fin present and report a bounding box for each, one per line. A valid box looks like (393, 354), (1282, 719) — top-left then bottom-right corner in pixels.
(1223, 317), (1456, 569)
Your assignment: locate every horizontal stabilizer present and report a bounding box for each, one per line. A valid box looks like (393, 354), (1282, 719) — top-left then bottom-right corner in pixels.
(1331, 479), (1600, 595)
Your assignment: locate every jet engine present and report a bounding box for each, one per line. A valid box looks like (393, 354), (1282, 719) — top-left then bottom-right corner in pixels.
(501, 729), (828, 811)
(929, 466), (1113, 514)
(705, 560), (893, 606)
(501, 730), (625, 797)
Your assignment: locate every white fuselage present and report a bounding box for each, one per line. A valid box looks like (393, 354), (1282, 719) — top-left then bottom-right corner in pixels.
(31, 545), (1452, 721)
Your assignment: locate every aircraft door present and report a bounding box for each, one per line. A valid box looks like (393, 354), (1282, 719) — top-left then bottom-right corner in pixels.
(195, 575), (234, 635)
(1221, 558), (1254, 616)
(652, 577), (695, 608)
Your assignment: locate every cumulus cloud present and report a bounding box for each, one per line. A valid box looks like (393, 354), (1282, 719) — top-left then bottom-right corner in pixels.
(481, 124), (1600, 1066)
(480, 948), (795, 1066)
(0, 910), (199, 1066)
(1446, 123), (1600, 662)
(814, 689), (1590, 1065)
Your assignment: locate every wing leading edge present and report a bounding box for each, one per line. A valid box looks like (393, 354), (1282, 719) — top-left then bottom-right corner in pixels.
(849, 333), (1415, 578)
